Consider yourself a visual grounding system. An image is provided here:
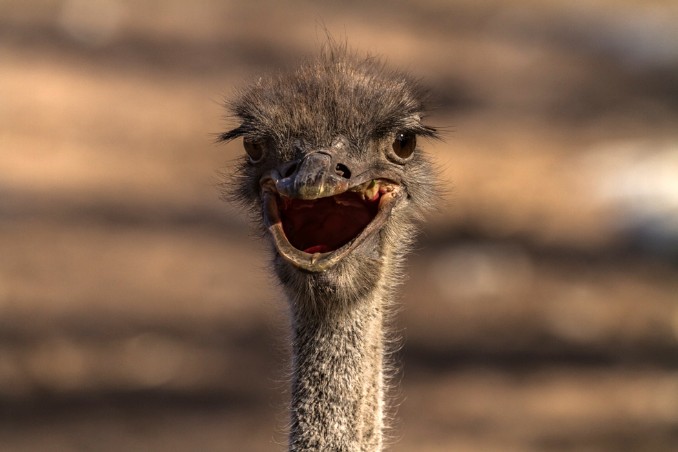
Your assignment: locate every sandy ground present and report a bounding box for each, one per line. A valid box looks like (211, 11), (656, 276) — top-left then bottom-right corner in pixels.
(1, 1), (678, 450)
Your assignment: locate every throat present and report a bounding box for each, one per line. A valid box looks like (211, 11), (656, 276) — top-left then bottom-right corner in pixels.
(279, 191), (379, 253)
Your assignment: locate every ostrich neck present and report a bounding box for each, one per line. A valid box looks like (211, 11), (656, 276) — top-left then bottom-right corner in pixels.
(288, 283), (387, 451)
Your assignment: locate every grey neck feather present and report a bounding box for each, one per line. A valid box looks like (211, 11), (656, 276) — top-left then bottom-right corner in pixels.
(287, 266), (391, 451)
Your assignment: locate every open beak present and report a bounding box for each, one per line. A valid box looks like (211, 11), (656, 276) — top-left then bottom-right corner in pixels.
(260, 152), (403, 272)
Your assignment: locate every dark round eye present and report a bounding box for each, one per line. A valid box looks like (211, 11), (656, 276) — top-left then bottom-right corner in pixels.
(243, 137), (265, 163)
(391, 132), (416, 160)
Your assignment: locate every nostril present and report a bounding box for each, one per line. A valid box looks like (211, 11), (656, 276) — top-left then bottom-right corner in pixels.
(283, 162), (298, 178)
(335, 163), (351, 179)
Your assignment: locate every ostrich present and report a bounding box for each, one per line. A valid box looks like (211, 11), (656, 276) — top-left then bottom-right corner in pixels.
(220, 45), (437, 451)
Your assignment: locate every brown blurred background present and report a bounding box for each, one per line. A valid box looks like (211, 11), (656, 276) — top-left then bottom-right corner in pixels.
(1, 1), (678, 450)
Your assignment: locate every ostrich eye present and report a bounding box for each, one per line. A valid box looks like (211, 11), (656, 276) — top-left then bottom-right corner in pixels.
(243, 138), (265, 163)
(391, 132), (416, 160)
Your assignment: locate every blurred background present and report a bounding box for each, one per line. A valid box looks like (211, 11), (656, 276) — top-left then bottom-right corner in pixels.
(1, 0), (678, 450)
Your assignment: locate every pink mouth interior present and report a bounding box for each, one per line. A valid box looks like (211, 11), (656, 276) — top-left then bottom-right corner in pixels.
(279, 191), (380, 254)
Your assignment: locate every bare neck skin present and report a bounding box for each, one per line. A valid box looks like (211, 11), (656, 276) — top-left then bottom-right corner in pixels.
(287, 279), (388, 451)
(290, 260), (390, 451)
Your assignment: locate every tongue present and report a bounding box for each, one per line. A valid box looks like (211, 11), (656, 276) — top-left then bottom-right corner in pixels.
(303, 244), (331, 254)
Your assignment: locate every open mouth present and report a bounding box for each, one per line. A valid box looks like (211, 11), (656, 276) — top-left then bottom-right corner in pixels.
(262, 179), (402, 272)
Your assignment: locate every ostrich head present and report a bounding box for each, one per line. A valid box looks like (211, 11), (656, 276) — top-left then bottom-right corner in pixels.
(221, 47), (437, 308)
